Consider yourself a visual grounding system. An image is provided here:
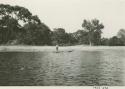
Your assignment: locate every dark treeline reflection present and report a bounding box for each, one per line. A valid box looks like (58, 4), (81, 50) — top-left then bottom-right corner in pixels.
(0, 4), (125, 46)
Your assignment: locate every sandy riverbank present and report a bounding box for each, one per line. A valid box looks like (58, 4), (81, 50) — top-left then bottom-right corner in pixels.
(0, 45), (125, 52)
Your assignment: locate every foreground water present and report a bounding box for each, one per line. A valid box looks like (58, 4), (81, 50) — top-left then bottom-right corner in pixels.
(0, 47), (125, 86)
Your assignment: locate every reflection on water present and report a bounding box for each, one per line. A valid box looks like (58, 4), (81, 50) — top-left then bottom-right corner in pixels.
(0, 49), (125, 86)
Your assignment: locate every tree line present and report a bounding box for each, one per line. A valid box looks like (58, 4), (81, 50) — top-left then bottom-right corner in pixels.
(0, 4), (125, 46)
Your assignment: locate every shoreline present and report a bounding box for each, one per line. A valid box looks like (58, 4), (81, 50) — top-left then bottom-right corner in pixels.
(0, 45), (125, 52)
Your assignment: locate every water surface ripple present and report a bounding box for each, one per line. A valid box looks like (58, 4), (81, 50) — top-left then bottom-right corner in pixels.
(0, 48), (125, 86)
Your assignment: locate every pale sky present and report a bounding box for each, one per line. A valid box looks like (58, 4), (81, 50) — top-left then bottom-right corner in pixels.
(0, 0), (125, 38)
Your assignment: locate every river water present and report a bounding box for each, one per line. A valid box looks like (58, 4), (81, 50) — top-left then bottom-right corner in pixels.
(0, 48), (125, 86)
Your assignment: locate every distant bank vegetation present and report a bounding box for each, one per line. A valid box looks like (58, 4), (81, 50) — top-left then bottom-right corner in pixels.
(0, 4), (125, 46)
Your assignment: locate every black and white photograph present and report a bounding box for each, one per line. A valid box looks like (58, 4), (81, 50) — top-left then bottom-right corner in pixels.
(0, 0), (125, 87)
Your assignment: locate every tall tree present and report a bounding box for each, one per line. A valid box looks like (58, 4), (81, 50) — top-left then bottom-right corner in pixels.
(100, 37), (109, 46)
(21, 22), (51, 45)
(73, 30), (89, 44)
(82, 19), (104, 46)
(117, 29), (125, 45)
(108, 36), (123, 46)
(0, 4), (51, 45)
(51, 28), (69, 45)
(67, 33), (78, 45)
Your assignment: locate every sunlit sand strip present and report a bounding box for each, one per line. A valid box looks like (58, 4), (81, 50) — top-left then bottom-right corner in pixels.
(0, 46), (125, 52)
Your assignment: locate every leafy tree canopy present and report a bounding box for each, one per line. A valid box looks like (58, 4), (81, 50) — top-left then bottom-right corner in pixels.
(82, 19), (104, 45)
(0, 4), (51, 45)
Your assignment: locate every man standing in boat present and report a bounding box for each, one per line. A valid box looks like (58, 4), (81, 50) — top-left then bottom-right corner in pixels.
(56, 44), (59, 52)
